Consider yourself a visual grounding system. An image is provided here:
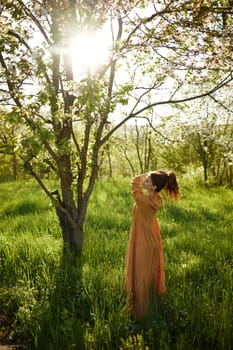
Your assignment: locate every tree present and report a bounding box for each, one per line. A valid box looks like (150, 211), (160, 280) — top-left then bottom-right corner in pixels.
(191, 114), (233, 186)
(175, 88), (233, 185)
(117, 121), (158, 175)
(0, 109), (19, 180)
(0, 0), (232, 255)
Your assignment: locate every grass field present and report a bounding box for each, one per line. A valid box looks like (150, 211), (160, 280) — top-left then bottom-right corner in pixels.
(0, 177), (232, 349)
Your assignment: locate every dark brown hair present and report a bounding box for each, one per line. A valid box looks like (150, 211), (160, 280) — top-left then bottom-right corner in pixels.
(150, 170), (179, 199)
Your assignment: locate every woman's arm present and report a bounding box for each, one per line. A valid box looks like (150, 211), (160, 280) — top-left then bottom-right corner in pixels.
(131, 172), (162, 209)
(131, 173), (150, 196)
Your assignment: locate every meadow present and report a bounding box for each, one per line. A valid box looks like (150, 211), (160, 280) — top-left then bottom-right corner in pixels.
(0, 176), (232, 349)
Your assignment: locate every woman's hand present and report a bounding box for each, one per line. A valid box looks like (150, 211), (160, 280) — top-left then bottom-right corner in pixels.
(135, 173), (150, 181)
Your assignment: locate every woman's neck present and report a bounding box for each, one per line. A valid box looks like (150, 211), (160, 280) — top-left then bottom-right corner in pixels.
(147, 189), (156, 196)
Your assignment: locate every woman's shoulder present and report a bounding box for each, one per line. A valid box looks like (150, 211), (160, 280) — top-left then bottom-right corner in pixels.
(149, 193), (163, 208)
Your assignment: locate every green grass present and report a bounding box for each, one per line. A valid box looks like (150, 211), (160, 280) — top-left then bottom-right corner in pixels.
(0, 177), (232, 349)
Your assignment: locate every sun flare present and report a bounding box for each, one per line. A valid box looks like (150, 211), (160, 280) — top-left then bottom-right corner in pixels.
(70, 28), (111, 78)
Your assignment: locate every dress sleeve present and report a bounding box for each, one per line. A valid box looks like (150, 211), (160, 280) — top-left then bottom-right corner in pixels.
(131, 176), (162, 210)
(131, 176), (143, 196)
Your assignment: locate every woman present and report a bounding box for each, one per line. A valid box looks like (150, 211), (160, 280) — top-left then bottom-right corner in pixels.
(125, 170), (179, 320)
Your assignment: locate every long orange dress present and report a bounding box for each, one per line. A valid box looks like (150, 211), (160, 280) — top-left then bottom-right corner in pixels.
(125, 176), (166, 319)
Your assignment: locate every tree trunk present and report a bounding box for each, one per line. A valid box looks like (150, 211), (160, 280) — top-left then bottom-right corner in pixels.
(106, 144), (112, 178)
(124, 148), (135, 175)
(219, 162), (226, 186)
(229, 165), (233, 188)
(135, 121), (143, 173)
(56, 206), (83, 256)
(203, 158), (208, 184)
(12, 153), (17, 181)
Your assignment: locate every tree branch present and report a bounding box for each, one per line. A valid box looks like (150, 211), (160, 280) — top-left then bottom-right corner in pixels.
(23, 158), (55, 201)
(132, 72), (233, 117)
(209, 94), (233, 114)
(108, 16), (123, 99)
(137, 116), (180, 142)
(100, 72), (233, 146)
(17, 0), (51, 44)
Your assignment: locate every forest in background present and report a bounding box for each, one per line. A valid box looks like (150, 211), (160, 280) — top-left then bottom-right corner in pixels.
(1, 104), (232, 187)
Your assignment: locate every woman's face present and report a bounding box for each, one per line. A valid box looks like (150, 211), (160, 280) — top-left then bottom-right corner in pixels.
(143, 175), (156, 192)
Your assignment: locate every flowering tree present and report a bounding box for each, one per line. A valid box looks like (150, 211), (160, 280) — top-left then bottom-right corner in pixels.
(0, 0), (232, 254)
(179, 91), (233, 185)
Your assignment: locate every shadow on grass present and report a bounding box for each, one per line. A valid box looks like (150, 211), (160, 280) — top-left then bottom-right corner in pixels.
(34, 245), (90, 350)
(165, 204), (223, 226)
(2, 201), (48, 217)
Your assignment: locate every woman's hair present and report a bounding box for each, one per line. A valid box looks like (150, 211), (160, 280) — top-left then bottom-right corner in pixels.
(150, 170), (179, 199)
